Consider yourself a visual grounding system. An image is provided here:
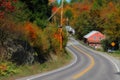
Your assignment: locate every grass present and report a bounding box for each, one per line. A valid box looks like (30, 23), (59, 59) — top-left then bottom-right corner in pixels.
(108, 50), (120, 60)
(0, 53), (72, 80)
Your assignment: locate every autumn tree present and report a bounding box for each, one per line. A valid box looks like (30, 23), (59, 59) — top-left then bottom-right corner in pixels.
(74, 11), (90, 39)
(103, 13), (120, 39)
(0, 0), (17, 45)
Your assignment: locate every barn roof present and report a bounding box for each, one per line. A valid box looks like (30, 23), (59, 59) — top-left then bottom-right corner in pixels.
(84, 30), (98, 38)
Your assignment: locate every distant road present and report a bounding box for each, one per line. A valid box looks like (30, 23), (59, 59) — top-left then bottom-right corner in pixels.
(20, 37), (119, 80)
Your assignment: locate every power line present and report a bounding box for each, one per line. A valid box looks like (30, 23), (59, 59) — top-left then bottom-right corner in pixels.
(47, 5), (62, 21)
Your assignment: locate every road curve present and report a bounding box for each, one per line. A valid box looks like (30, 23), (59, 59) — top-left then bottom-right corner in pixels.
(18, 37), (120, 80)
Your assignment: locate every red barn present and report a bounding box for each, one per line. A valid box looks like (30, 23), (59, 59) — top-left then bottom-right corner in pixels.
(84, 31), (105, 48)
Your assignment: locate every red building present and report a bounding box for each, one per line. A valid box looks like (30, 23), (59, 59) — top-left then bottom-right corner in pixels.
(84, 31), (105, 48)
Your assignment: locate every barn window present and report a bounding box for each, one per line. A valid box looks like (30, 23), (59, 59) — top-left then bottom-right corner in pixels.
(94, 36), (96, 40)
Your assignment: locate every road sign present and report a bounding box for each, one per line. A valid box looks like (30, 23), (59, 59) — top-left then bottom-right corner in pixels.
(111, 42), (115, 47)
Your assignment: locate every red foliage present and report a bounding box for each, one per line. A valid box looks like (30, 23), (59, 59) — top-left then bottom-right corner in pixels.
(0, 12), (4, 18)
(0, 0), (17, 18)
(13, 0), (17, 2)
(80, 4), (90, 11)
(5, 1), (15, 11)
(52, 6), (58, 12)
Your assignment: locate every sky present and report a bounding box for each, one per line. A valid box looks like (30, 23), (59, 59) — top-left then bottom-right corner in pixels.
(57, 0), (71, 3)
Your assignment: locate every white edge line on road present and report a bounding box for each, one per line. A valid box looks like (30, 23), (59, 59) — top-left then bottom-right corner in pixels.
(100, 54), (120, 72)
(26, 47), (77, 80)
(91, 49), (120, 72)
(78, 40), (120, 73)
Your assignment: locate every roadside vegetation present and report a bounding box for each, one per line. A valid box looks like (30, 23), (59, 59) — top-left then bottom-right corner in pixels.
(0, 0), (70, 79)
(1, 53), (72, 80)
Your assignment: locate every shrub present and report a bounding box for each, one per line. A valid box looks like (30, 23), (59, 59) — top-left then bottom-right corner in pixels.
(101, 39), (110, 51)
(0, 62), (18, 76)
(44, 23), (68, 55)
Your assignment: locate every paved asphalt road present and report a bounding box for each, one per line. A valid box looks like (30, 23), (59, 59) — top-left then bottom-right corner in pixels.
(19, 37), (120, 80)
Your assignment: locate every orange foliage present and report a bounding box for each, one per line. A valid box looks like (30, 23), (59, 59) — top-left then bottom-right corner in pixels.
(64, 3), (91, 20)
(25, 23), (37, 41)
(100, 2), (116, 18)
(54, 33), (61, 42)
(116, 16), (120, 24)
(72, 3), (91, 12)
(108, 2), (116, 11)
(54, 28), (62, 41)
(53, 28), (63, 49)
(108, 2), (114, 9)
(0, 64), (7, 71)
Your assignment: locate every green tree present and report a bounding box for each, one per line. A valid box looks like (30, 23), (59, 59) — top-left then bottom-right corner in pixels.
(74, 10), (104, 39)
(64, 9), (73, 19)
(103, 13), (120, 41)
(92, 0), (103, 10)
(88, 10), (104, 31)
(12, 1), (31, 22)
(20, 0), (52, 28)
(74, 12), (90, 39)
(64, 9), (73, 25)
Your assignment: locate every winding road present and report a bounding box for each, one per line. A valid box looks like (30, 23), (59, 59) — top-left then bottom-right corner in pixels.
(19, 37), (120, 80)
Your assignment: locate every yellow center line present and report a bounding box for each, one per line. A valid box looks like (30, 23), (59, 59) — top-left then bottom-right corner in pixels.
(72, 45), (95, 79)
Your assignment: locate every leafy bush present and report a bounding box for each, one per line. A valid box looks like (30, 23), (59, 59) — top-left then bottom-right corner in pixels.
(101, 39), (110, 51)
(44, 24), (63, 54)
(0, 62), (18, 76)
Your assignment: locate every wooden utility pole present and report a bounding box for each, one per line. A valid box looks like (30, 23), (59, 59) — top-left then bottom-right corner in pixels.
(59, 0), (64, 50)
(60, 0), (64, 27)
(48, 0), (64, 50)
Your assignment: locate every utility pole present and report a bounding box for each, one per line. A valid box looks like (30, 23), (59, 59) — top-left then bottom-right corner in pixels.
(59, 0), (64, 50)
(47, 0), (64, 50)
(60, 0), (64, 27)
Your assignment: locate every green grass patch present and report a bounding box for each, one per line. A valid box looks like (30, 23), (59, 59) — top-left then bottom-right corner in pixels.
(0, 53), (72, 80)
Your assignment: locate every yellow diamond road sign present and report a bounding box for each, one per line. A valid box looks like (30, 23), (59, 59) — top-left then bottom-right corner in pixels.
(111, 42), (115, 47)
